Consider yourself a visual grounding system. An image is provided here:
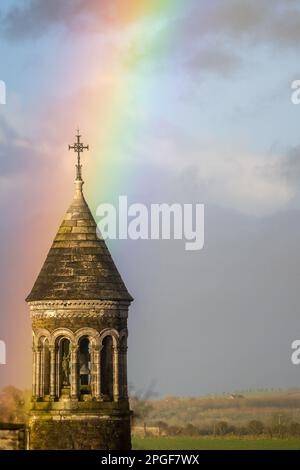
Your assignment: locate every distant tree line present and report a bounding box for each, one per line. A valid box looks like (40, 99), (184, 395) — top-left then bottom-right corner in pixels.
(2, 386), (300, 439)
(153, 419), (300, 438)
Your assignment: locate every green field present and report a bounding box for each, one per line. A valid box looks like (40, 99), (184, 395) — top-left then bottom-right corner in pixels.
(133, 437), (300, 450)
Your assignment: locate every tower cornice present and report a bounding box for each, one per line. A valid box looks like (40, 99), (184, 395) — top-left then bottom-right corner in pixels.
(28, 299), (130, 320)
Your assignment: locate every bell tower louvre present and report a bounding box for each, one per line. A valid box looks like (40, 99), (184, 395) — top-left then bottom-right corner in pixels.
(26, 131), (133, 450)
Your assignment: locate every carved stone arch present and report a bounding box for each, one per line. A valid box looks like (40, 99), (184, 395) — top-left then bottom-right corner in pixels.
(74, 327), (100, 348)
(99, 329), (119, 400)
(50, 328), (76, 347)
(99, 328), (119, 348)
(33, 329), (51, 399)
(34, 328), (51, 348)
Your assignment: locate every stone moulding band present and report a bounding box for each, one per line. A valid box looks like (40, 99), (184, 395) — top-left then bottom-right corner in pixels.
(28, 300), (129, 319)
(30, 310), (128, 319)
(28, 300), (131, 308)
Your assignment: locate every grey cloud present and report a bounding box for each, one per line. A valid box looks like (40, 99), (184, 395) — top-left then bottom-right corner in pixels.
(250, 145), (300, 210)
(1, 0), (76, 40)
(0, 0), (106, 40)
(186, 45), (241, 76)
(258, 145), (300, 187)
(0, 0), (136, 40)
(3, 0), (300, 80)
(203, 0), (271, 37)
(146, 0), (300, 79)
(184, 0), (300, 48)
(0, 116), (43, 176)
(134, 0), (300, 77)
(280, 145), (300, 183)
(3, 0), (300, 50)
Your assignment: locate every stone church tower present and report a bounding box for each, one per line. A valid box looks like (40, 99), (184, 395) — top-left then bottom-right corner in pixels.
(26, 132), (133, 450)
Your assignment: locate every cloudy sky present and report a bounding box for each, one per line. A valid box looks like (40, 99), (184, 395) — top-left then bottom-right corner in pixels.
(0, 0), (300, 396)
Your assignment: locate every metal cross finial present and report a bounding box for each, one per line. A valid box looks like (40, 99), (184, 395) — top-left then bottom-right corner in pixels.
(68, 129), (89, 181)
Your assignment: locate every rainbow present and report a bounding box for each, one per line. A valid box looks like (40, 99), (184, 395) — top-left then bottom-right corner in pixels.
(80, 0), (183, 209)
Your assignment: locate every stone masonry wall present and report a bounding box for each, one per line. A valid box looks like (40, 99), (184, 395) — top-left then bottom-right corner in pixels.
(0, 424), (26, 450)
(29, 415), (131, 450)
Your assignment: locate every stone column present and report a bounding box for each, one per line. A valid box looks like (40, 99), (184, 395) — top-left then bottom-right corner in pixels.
(40, 345), (44, 397)
(89, 348), (94, 396)
(35, 346), (42, 399)
(55, 348), (60, 397)
(113, 346), (120, 402)
(90, 347), (95, 397)
(71, 346), (79, 399)
(121, 345), (128, 399)
(93, 346), (102, 400)
(32, 347), (37, 398)
(49, 346), (56, 400)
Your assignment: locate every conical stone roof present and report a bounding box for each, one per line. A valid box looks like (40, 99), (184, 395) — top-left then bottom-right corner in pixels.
(26, 181), (133, 302)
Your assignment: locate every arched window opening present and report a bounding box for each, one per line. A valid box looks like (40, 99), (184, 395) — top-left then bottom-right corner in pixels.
(101, 336), (113, 400)
(59, 338), (71, 396)
(79, 336), (91, 394)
